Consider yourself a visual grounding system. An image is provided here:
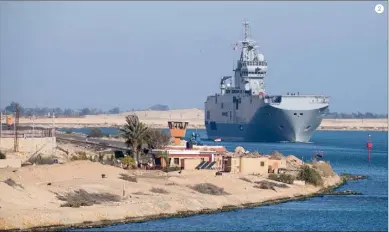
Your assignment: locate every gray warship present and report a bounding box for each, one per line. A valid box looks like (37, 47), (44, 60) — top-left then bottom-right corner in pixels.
(204, 21), (329, 142)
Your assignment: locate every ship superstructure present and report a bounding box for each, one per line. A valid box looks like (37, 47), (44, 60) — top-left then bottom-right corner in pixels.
(204, 21), (329, 142)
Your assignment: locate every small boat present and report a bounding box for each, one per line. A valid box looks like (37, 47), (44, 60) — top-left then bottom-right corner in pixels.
(214, 138), (221, 142)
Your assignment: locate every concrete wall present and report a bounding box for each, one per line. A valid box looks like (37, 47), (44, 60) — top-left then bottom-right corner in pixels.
(0, 137), (56, 155)
(240, 157), (269, 175)
(268, 159), (287, 173)
(182, 158), (202, 170)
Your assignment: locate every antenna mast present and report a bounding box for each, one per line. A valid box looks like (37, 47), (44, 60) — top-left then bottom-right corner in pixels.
(243, 20), (250, 40)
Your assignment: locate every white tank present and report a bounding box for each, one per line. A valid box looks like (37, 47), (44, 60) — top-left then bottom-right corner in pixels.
(257, 54), (265, 61)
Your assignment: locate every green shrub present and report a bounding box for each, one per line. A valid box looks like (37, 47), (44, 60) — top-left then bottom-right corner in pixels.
(297, 165), (323, 186)
(268, 173), (295, 184)
(120, 156), (135, 169)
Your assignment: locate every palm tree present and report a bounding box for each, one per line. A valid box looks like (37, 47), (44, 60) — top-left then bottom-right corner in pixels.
(120, 115), (149, 168)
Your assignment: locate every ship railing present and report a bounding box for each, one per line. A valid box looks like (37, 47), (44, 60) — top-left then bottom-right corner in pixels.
(241, 61), (267, 66)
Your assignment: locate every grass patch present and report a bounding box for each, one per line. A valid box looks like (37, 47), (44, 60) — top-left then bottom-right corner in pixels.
(190, 183), (229, 195)
(165, 182), (178, 186)
(119, 173), (137, 182)
(268, 173), (295, 184)
(253, 180), (288, 191)
(150, 187), (169, 194)
(56, 189), (121, 208)
(3, 178), (24, 189)
(0, 151), (6, 159)
(239, 177), (252, 183)
(32, 155), (58, 165)
(132, 191), (149, 195)
(297, 165), (323, 186)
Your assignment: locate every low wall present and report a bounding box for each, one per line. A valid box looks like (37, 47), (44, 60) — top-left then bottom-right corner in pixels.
(0, 137), (56, 154)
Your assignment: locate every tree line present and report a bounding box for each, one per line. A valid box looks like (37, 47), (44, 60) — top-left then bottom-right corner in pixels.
(0, 102), (171, 117)
(324, 111), (387, 119)
(1, 102), (386, 119)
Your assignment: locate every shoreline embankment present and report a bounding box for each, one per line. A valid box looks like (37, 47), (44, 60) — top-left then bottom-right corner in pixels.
(0, 160), (346, 232)
(2, 176), (346, 232)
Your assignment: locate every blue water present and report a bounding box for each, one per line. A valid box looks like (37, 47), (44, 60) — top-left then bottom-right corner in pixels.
(65, 128), (388, 231)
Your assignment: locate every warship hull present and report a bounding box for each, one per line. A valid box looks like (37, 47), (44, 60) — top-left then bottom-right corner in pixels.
(205, 105), (328, 143)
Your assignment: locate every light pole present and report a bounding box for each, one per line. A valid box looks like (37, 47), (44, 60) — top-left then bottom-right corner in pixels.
(0, 112), (2, 148)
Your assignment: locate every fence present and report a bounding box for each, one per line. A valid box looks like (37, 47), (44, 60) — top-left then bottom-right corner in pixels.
(0, 129), (53, 138)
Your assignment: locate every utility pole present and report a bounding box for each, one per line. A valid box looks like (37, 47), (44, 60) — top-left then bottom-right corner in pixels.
(52, 112), (56, 156)
(0, 111), (2, 148)
(14, 104), (20, 152)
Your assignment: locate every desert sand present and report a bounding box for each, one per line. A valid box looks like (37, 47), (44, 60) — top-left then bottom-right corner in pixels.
(0, 158), (342, 231)
(17, 109), (387, 131)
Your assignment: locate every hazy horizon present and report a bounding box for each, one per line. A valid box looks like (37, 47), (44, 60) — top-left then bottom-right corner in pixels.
(0, 1), (388, 114)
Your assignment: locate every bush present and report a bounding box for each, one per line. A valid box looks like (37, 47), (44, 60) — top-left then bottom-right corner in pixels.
(120, 156), (135, 169)
(88, 128), (104, 138)
(56, 189), (121, 208)
(150, 187), (169, 194)
(119, 173), (137, 182)
(268, 173), (295, 184)
(190, 183), (229, 195)
(253, 180), (288, 190)
(33, 155), (58, 165)
(313, 161), (336, 177)
(0, 151), (6, 159)
(163, 166), (181, 172)
(65, 129), (72, 134)
(297, 165), (323, 186)
(71, 151), (88, 161)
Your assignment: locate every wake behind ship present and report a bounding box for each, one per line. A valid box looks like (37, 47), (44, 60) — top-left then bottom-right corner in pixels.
(204, 21), (329, 143)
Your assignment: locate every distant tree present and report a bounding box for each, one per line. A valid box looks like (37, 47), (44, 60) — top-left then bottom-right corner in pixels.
(63, 108), (74, 117)
(88, 128), (104, 137)
(148, 104), (169, 111)
(146, 128), (171, 149)
(79, 108), (91, 116)
(5, 102), (22, 114)
(108, 107), (120, 114)
(120, 115), (149, 168)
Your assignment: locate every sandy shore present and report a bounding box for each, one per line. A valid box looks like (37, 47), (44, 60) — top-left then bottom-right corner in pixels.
(16, 109), (387, 131)
(0, 160), (342, 231)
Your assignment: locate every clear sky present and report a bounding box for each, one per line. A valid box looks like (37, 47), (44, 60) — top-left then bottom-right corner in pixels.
(0, 1), (387, 113)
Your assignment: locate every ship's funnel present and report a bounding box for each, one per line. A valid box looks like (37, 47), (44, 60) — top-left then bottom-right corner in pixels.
(168, 121), (189, 145)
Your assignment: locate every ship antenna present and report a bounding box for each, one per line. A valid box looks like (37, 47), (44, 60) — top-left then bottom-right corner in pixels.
(243, 20), (250, 40)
